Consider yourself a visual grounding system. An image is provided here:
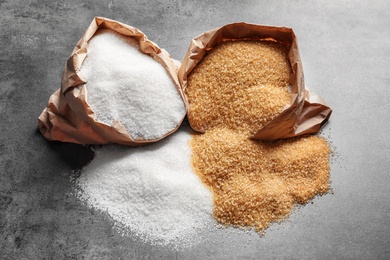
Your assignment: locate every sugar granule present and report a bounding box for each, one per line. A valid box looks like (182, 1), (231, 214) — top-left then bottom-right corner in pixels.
(74, 126), (214, 249)
(80, 29), (186, 140)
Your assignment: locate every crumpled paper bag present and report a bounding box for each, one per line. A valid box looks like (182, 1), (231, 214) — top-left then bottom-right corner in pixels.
(178, 22), (332, 141)
(38, 17), (185, 146)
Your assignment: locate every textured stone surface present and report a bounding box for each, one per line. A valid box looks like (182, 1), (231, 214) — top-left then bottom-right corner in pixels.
(1, 0), (390, 259)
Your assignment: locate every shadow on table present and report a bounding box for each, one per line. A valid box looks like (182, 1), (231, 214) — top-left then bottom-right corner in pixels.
(35, 128), (96, 170)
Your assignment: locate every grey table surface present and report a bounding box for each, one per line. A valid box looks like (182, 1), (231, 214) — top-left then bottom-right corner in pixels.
(1, 0), (389, 259)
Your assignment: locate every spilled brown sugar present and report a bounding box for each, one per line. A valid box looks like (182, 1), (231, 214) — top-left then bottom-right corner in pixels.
(190, 129), (331, 232)
(186, 40), (331, 232)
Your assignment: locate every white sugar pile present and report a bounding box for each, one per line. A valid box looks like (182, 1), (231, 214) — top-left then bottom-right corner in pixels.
(80, 29), (186, 140)
(74, 126), (214, 249)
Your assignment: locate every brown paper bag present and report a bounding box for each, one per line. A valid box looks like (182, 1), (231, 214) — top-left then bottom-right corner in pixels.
(178, 22), (332, 141)
(38, 17), (186, 146)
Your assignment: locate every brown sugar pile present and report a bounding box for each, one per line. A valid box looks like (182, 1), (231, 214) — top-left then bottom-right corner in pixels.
(190, 130), (330, 231)
(186, 40), (331, 232)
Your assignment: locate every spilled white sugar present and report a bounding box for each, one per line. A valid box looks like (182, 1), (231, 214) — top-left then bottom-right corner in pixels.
(74, 126), (214, 249)
(80, 29), (186, 140)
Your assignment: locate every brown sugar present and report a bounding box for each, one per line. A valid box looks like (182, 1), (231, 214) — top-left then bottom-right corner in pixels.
(186, 40), (331, 232)
(190, 129), (330, 232)
(186, 40), (292, 135)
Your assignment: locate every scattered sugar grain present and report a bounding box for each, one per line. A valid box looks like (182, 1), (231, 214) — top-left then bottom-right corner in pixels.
(75, 126), (214, 249)
(80, 29), (185, 140)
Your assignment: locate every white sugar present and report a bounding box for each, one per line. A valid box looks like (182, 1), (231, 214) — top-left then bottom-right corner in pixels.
(74, 126), (214, 249)
(80, 29), (185, 140)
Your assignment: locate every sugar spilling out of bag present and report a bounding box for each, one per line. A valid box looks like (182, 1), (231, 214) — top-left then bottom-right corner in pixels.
(74, 126), (215, 249)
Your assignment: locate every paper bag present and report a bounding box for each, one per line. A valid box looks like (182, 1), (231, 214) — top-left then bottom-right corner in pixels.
(38, 17), (185, 146)
(178, 22), (332, 141)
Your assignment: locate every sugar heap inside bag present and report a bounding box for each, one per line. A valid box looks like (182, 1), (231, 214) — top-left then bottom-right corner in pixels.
(80, 29), (186, 140)
(186, 41), (292, 135)
(186, 40), (331, 232)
